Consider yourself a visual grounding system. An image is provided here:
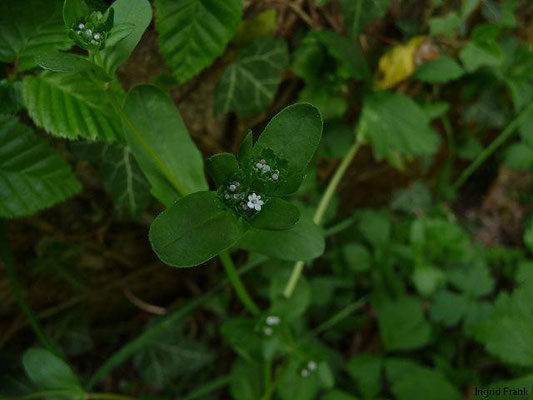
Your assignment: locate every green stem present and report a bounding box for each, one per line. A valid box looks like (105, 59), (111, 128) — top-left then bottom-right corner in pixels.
(452, 104), (533, 191)
(0, 221), (61, 357)
(181, 374), (231, 400)
(283, 138), (364, 298)
(219, 251), (260, 315)
(88, 256), (266, 389)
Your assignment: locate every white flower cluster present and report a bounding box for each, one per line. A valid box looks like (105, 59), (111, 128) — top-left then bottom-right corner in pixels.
(254, 159), (279, 181)
(262, 314), (281, 336)
(75, 23), (103, 45)
(300, 360), (318, 378)
(223, 181), (264, 213)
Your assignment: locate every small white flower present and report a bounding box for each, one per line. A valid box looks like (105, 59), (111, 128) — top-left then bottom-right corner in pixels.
(229, 184), (237, 192)
(262, 164), (271, 172)
(266, 315), (280, 326)
(78, 23), (85, 29)
(307, 361), (317, 371)
(263, 327), (273, 336)
(91, 39), (97, 44)
(86, 29), (92, 36)
(247, 193), (264, 211)
(93, 33), (101, 40)
(300, 369), (310, 378)
(224, 192), (230, 200)
(76, 30), (81, 35)
(256, 162), (263, 169)
(271, 173), (279, 181)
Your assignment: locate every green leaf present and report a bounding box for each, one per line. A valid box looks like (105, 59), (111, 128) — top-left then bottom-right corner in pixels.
(132, 319), (213, 389)
(100, 0), (152, 74)
(504, 142), (533, 170)
(447, 262), (494, 298)
(72, 141), (151, 216)
(278, 358), (320, 400)
(412, 265), (445, 297)
(236, 215), (325, 261)
(343, 243), (371, 272)
(123, 84), (208, 206)
(249, 198), (300, 231)
(322, 390), (359, 400)
(0, 115), (81, 218)
(254, 103), (323, 194)
(347, 355), (383, 399)
(221, 318), (263, 361)
(215, 37), (289, 117)
(155, 0), (242, 83)
(341, 0), (390, 38)
(430, 290), (469, 327)
(474, 283), (533, 366)
(414, 55), (464, 83)
(23, 71), (122, 141)
(104, 23), (135, 48)
(390, 366), (461, 400)
(299, 85), (347, 120)
(238, 130), (254, 165)
(230, 359), (263, 400)
(377, 296), (432, 351)
(206, 153), (240, 187)
(63, 0), (90, 29)
(270, 270), (310, 318)
(356, 209), (391, 248)
(23, 348), (83, 395)
(459, 24), (502, 73)
(0, 0), (71, 71)
(36, 52), (94, 73)
(428, 12), (461, 38)
(149, 191), (244, 267)
(357, 90), (440, 161)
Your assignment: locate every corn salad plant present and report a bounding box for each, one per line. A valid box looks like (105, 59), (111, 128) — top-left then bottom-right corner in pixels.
(1, 0), (533, 399)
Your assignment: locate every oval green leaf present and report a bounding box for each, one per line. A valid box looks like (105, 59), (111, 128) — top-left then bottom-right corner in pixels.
(249, 198), (300, 231)
(149, 191), (244, 267)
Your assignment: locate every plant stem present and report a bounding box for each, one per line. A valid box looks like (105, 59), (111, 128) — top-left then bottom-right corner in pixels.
(219, 251), (260, 315)
(452, 104), (533, 191)
(88, 255), (267, 388)
(305, 297), (366, 339)
(0, 220), (61, 357)
(181, 374), (231, 400)
(283, 138), (364, 298)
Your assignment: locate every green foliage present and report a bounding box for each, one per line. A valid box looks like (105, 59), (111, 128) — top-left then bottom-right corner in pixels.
(377, 296), (432, 351)
(36, 52), (94, 73)
(215, 37), (289, 116)
(414, 55), (464, 83)
(0, 0), (71, 71)
(389, 365), (461, 400)
(340, 0), (390, 38)
(347, 354), (382, 398)
(155, 0), (242, 83)
(99, 0), (152, 74)
(123, 84), (208, 205)
(0, 115), (80, 218)
(72, 141), (151, 216)
(23, 71), (122, 141)
(357, 90), (440, 163)
(23, 348), (83, 398)
(150, 191), (243, 267)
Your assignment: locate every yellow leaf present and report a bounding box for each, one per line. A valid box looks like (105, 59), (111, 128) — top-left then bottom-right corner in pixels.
(233, 9), (277, 46)
(376, 36), (427, 89)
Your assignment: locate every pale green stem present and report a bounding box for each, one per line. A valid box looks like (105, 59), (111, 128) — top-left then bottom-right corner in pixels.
(283, 138), (364, 298)
(452, 104), (533, 191)
(219, 251), (260, 315)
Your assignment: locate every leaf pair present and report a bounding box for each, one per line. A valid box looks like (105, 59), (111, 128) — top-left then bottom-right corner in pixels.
(149, 103), (323, 267)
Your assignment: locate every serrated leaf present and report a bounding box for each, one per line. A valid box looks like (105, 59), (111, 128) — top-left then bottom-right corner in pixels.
(430, 290), (469, 327)
(122, 84), (208, 205)
(23, 71), (122, 141)
(341, 0), (390, 38)
(100, 0), (152, 74)
(474, 283), (533, 366)
(155, 0), (242, 83)
(0, 0), (71, 71)
(72, 141), (151, 216)
(357, 90), (440, 161)
(215, 37), (289, 117)
(0, 115), (81, 218)
(149, 191), (244, 267)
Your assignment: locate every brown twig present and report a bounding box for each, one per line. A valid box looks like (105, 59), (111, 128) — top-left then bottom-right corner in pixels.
(122, 284), (166, 315)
